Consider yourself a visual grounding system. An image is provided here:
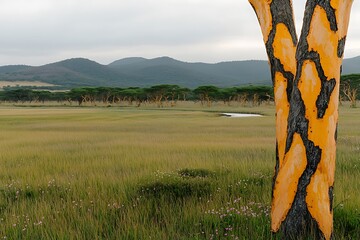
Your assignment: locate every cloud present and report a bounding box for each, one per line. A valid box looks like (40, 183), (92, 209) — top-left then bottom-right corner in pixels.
(0, 0), (358, 65)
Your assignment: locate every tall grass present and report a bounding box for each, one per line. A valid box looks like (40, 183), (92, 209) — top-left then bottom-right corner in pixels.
(0, 105), (358, 239)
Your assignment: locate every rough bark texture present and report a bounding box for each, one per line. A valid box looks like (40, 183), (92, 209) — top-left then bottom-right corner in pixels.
(248, 0), (353, 239)
(247, 4), (297, 228)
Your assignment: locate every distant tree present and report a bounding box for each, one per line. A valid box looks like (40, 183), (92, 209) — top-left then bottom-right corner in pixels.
(120, 88), (145, 107)
(340, 74), (360, 107)
(218, 88), (236, 105)
(68, 88), (88, 105)
(33, 91), (52, 103)
(342, 80), (357, 108)
(82, 88), (99, 105)
(145, 85), (181, 107)
(52, 92), (68, 104)
(3, 89), (33, 103)
(177, 87), (191, 101)
(193, 86), (220, 107)
(107, 87), (123, 104)
(165, 85), (182, 106)
(96, 87), (113, 104)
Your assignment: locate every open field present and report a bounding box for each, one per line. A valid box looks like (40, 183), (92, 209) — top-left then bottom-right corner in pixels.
(0, 104), (358, 239)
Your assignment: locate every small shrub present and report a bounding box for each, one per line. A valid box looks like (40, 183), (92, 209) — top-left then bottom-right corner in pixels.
(178, 168), (216, 178)
(138, 176), (214, 201)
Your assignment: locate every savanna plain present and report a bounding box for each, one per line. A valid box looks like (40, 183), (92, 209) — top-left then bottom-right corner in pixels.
(0, 103), (358, 239)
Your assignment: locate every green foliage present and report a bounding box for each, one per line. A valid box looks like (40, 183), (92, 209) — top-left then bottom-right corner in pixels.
(137, 168), (217, 201)
(0, 85), (274, 106)
(341, 74), (360, 84)
(119, 87), (146, 103)
(341, 74), (360, 99)
(178, 168), (216, 178)
(2, 89), (34, 102)
(138, 175), (213, 201)
(193, 86), (221, 105)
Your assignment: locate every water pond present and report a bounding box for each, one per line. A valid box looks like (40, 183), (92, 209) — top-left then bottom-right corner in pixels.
(221, 113), (263, 118)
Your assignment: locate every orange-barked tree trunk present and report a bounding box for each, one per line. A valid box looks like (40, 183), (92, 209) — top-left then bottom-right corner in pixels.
(249, 0), (353, 239)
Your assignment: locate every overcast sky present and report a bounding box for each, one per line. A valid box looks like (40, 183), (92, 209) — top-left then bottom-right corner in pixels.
(0, 0), (359, 66)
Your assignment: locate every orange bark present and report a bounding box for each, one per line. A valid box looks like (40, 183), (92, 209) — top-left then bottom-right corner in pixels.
(248, 0), (273, 43)
(271, 133), (307, 231)
(274, 72), (290, 165)
(249, 0), (353, 238)
(249, 0), (297, 170)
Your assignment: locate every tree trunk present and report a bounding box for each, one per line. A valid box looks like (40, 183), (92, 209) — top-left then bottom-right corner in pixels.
(249, 0), (353, 239)
(342, 81), (357, 107)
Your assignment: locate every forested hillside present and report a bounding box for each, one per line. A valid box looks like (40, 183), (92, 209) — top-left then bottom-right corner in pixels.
(0, 57), (271, 88)
(0, 56), (359, 89)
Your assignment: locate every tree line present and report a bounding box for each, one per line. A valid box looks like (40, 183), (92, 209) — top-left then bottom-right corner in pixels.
(0, 85), (274, 106)
(1, 80), (358, 107)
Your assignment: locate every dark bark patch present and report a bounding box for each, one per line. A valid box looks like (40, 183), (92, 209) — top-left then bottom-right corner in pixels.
(338, 37), (347, 58)
(270, 0), (298, 45)
(282, 142), (322, 239)
(316, 78), (336, 118)
(272, 142), (280, 200)
(329, 186), (334, 212)
(285, 88), (306, 154)
(265, 0), (297, 89)
(335, 123), (338, 141)
(319, 1), (338, 32)
(306, 141), (322, 172)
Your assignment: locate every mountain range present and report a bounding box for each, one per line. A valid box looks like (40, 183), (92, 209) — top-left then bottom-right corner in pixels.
(0, 56), (359, 88)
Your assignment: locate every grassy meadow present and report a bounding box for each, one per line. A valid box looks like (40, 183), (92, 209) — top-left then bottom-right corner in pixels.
(0, 103), (358, 239)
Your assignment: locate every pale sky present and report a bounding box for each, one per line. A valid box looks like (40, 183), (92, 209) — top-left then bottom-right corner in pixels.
(0, 0), (359, 66)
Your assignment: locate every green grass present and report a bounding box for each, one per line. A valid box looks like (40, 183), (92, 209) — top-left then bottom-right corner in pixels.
(0, 104), (358, 239)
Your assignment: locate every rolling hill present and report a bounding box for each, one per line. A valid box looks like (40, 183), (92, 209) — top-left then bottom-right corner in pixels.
(0, 56), (359, 88)
(342, 56), (360, 74)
